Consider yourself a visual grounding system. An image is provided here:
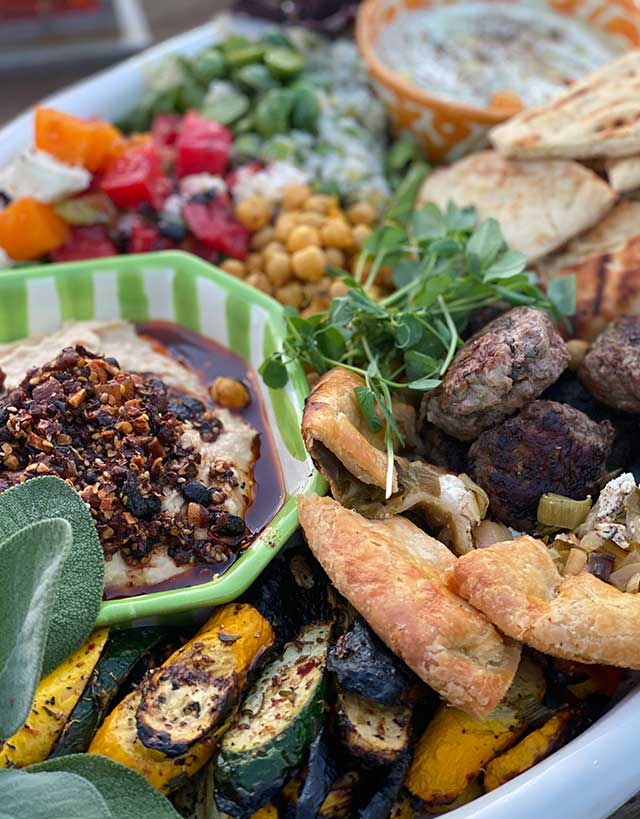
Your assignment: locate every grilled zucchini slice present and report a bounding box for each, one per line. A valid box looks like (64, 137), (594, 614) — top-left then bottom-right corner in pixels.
(136, 603), (275, 756)
(51, 627), (167, 757)
(336, 690), (411, 767)
(215, 622), (330, 813)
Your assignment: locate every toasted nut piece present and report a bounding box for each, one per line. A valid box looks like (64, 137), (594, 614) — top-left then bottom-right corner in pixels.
(353, 223), (372, 248)
(235, 195), (271, 231)
(329, 279), (349, 299)
(220, 259), (246, 279)
(347, 201), (377, 226)
(210, 376), (251, 409)
(306, 194), (336, 214)
(292, 246), (326, 282)
(265, 252), (292, 287)
(276, 281), (305, 308)
(281, 182), (311, 210)
(246, 272), (273, 294)
(250, 225), (276, 251)
(320, 218), (353, 249)
(246, 253), (263, 274)
(325, 247), (346, 269)
(567, 339), (590, 370)
(274, 212), (298, 242)
(287, 225), (320, 253)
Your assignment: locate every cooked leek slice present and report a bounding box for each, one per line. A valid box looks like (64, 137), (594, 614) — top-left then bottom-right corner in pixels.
(537, 494), (592, 530)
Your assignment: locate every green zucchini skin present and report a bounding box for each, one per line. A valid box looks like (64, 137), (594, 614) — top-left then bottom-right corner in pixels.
(215, 622), (330, 814)
(50, 627), (167, 757)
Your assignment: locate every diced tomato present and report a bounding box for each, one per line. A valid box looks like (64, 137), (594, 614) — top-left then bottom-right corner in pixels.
(50, 225), (116, 263)
(175, 111), (232, 178)
(183, 198), (250, 260)
(101, 144), (168, 210)
(152, 114), (182, 148)
(225, 162), (262, 192)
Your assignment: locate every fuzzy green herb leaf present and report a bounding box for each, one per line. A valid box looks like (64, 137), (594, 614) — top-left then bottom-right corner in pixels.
(259, 357), (289, 389)
(0, 477), (104, 675)
(355, 386), (383, 434)
(0, 519), (71, 739)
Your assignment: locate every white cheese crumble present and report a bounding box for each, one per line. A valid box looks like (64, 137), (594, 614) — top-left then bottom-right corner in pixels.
(231, 161), (309, 205)
(0, 149), (91, 204)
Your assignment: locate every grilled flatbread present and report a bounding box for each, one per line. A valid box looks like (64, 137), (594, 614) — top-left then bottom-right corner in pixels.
(418, 151), (615, 262)
(607, 155), (640, 193)
(451, 535), (640, 669)
(491, 50), (640, 160)
(537, 201), (640, 339)
(298, 494), (521, 718)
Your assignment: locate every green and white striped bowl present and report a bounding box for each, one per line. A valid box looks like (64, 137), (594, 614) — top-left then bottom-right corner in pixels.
(0, 251), (324, 625)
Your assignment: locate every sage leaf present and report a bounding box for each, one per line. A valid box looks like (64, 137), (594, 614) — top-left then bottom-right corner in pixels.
(0, 519), (71, 739)
(0, 477), (104, 675)
(30, 755), (181, 819)
(0, 769), (110, 819)
(484, 250), (527, 281)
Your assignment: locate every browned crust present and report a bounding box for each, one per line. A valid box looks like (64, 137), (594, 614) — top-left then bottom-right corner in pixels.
(451, 535), (640, 669)
(301, 368), (397, 493)
(298, 494), (521, 717)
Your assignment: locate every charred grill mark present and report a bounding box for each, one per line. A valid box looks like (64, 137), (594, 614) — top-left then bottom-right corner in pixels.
(592, 253), (611, 319)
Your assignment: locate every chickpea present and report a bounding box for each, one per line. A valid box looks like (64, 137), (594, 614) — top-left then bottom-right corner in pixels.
(567, 339), (590, 370)
(296, 211), (326, 230)
(265, 252), (292, 287)
(220, 259), (246, 279)
(261, 240), (286, 261)
(292, 246), (326, 282)
(329, 279), (349, 299)
(274, 212), (298, 242)
(325, 247), (346, 269)
(250, 225), (276, 251)
(352, 223), (372, 249)
(347, 201), (377, 226)
(306, 194), (337, 214)
(281, 182), (311, 210)
(235, 194), (271, 231)
(287, 225), (320, 254)
(209, 376), (250, 409)
(302, 298), (330, 318)
(275, 281), (305, 309)
(246, 252), (263, 274)
(246, 272), (273, 295)
(320, 218), (353, 249)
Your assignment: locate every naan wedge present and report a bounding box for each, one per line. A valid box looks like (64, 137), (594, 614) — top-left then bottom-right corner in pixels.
(298, 494), (521, 717)
(451, 535), (640, 669)
(418, 151), (615, 262)
(491, 50), (640, 160)
(537, 201), (640, 339)
(607, 155), (640, 193)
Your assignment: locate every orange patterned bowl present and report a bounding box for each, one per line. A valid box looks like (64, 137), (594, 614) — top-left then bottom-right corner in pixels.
(357, 0), (640, 163)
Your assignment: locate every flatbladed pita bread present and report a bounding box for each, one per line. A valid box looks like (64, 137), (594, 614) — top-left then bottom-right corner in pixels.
(537, 201), (640, 339)
(418, 150), (616, 263)
(607, 155), (640, 193)
(491, 50), (640, 160)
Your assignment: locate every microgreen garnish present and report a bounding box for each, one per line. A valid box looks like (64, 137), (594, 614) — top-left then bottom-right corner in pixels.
(260, 197), (576, 498)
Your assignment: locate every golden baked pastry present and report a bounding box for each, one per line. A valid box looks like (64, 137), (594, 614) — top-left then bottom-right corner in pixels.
(298, 494), (521, 718)
(451, 535), (640, 669)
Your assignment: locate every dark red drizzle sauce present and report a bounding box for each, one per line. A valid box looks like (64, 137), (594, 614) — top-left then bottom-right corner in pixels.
(104, 321), (284, 599)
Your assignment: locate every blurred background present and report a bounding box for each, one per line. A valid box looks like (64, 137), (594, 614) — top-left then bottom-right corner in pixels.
(1, 1), (227, 121)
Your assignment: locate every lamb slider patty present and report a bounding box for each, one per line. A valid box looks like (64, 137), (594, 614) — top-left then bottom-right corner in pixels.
(580, 316), (640, 413)
(469, 400), (614, 530)
(425, 307), (569, 442)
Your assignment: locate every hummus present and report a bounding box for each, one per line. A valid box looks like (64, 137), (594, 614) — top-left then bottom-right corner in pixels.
(0, 321), (258, 594)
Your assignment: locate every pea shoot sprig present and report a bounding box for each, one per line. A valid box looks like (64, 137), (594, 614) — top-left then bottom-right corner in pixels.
(260, 171), (576, 498)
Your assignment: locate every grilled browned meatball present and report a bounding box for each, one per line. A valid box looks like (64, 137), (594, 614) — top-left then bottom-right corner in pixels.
(579, 316), (640, 413)
(421, 424), (470, 474)
(469, 400), (614, 530)
(425, 307), (569, 441)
